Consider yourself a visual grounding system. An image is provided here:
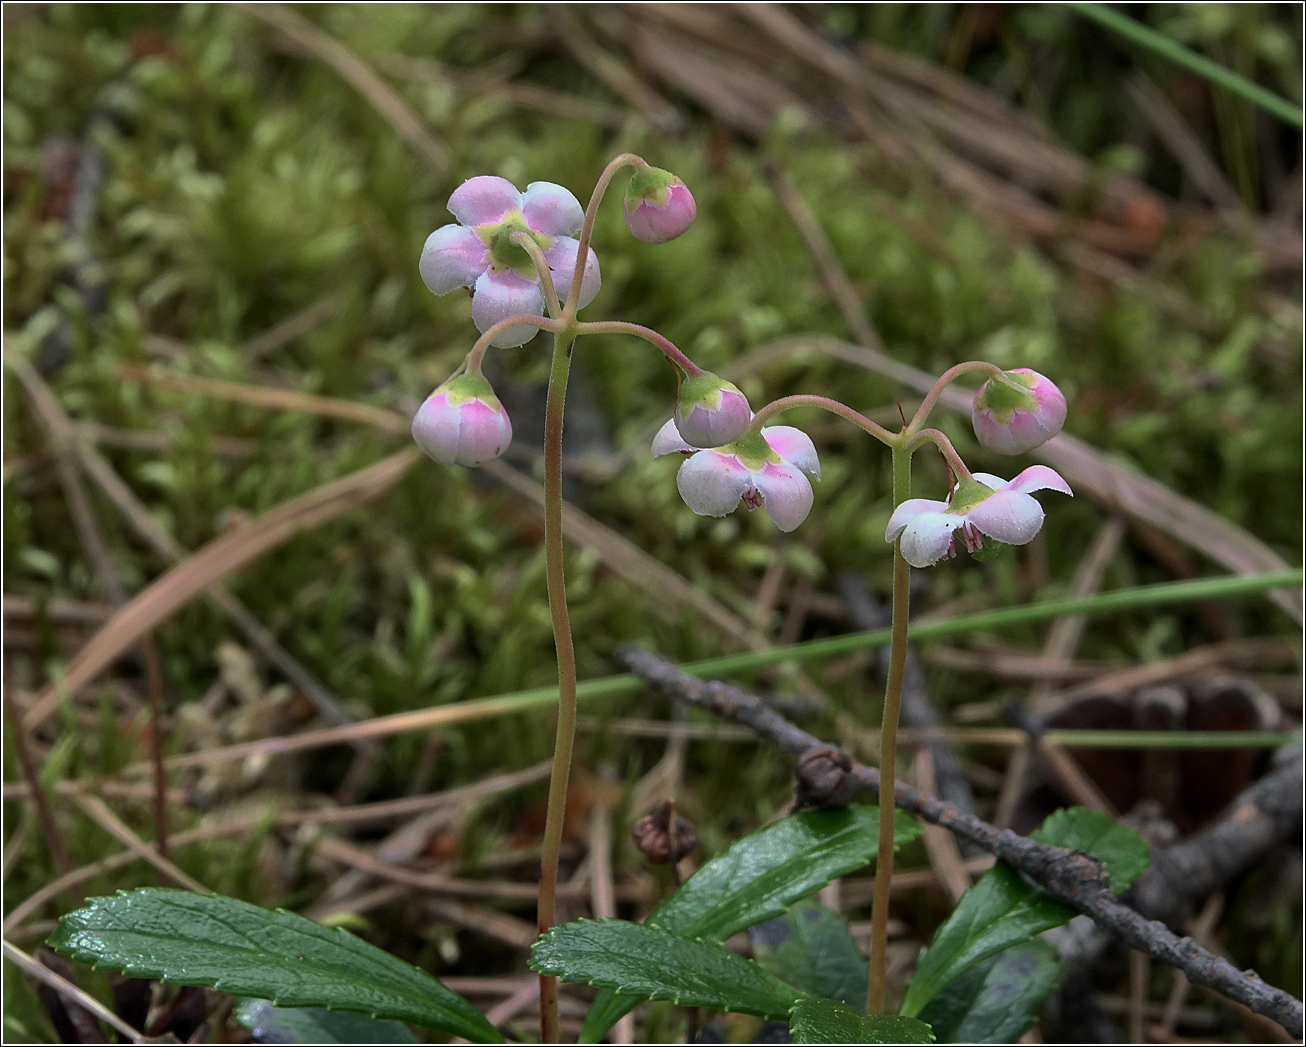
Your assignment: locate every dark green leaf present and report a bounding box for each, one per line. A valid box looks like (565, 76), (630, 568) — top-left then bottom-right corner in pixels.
(901, 807), (1149, 1017)
(790, 998), (934, 1044)
(235, 999), (419, 1044)
(751, 900), (868, 1008)
(650, 805), (921, 942)
(532, 919), (803, 1019)
(48, 890), (502, 1044)
(1031, 807), (1150, 895)
(916, 941), (1059, 1044)
(581, 806), (920, 1041)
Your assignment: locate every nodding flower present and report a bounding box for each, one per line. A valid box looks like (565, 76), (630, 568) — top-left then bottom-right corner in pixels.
(885, 466), (1072, 568)
(971, 369), (1067, 455)
(624, 166), (696, 244)
(653, 420), (821, 532)
(419, 176), (600, 347)
(411, 369), (513, 467)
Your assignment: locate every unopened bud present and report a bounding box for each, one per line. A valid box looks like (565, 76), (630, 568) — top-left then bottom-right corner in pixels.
(971, 369), (1066, 456)
(624, 167), (697, 244)
(674, 371), (752, 448)
(412, 369), (513, 467)
(631, 800), (698, 865)
(795, 746), (858, 809)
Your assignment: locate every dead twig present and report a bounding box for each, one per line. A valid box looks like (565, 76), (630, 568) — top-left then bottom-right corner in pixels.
(2, 940), (145, 1044)
(614, 643), (1305, 1038)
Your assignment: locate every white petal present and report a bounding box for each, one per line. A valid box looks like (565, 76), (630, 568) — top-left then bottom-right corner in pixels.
(652, 417), (695, 458)
(448, 175), (520, 226)
(898, 513), (962, 568)
(470, 269), (544, 348)
(520, 181), (584, 237)
(419, 224), (488, 295)
(753, 462), (814, 532)
(761, 426), (820, 480)
(885, 498), (951, 542)
(676, 451), (751, 517)
(971, 472), (1008, 491)
(544, 237), (601, 308)
(1003, 465), (1073, 497)
(965, 490), (1045, 545)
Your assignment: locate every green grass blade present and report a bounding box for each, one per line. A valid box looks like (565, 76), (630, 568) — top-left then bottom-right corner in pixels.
(1069, 2), (1303, 127)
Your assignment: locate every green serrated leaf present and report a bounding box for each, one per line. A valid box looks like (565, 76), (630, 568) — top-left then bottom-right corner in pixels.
(581, 806), (920, 1042)
(1032, 807), (1150, 895)
(48, 890), (502, 1044)
(901, 807), (1150, 1017)
(532, 919), (803, 1019)
(751, 900), (868, 1009)
(235, 999), (419, 1044)
(650, 805), (921, 942)
(916, 941), (1059, 1044)
(790, 998), (934, 1044)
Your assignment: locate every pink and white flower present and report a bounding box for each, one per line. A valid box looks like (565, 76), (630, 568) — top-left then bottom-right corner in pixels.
(412, 370), (513, 467)
(652, 420), (821, 532)
(971, 368), (1067, 455)
(419, 175), (601, 348)
(624, 168), (697, 244)
(885, 466), (1072, 568)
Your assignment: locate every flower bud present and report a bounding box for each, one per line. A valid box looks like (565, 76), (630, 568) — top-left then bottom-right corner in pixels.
(674, 371), (752, 448)
(411, 370), (512, 467)
(623, 166), (696, 244)
(971, 368), (1066, 455)
(631, 800), (698, 865)
(794, 746), (859, 809)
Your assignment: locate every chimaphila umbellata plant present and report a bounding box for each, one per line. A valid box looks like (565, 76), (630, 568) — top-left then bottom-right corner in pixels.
(50, 155), (1111, 1046)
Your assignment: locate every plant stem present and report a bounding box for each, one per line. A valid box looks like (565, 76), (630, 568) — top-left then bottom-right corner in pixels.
(748, 393), (897, 446)
(537, 328), (578, 1044)
(577, 320), (703, 376)
(867, 442), (912, 1015)
(567, 153), (642, 313)
(902, 360), (1001, 440)
(905, 427), (975, 482)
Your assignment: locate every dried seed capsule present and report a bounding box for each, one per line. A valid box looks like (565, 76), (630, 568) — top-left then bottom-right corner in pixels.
(795, 746), (859, 809)
(631, 800), (698, 865)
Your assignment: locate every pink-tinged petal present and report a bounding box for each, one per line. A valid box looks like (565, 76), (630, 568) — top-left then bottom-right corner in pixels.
(652, 418), (695, 458)
(470, 269), (544, 347)
(965, 489), (1045, 545)
(544, 237), (601, 308)
(676, 451), (751, 517)
(411, 391), (512, 467)
(1003, 465), (1073, 497)
(761, 426), (820, 480)
(677, 388), (752, 448)
(885, 498), (951, 542)
(898, 512), (962, 568)
(971, 472), (1007, 491)
(447, 175), (520, 226)
(419, 224), (488, 296)
(624, 180), (697, 243)
(753, 461), (814, 532)
(520, 181), (584, 237)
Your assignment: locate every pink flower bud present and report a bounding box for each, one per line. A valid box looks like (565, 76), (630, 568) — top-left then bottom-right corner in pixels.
(624, 167), (696, 244)
(674, 371), (752, 448)
(412, 371), (512, 467)
(971, 369), (1067, 455)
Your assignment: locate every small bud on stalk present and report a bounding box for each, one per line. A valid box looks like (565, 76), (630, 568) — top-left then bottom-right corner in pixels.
(971, 368), (1066, 455)
(794, 746), (859, 809)
(624, 166), (697, 244)
(412, 369), (513, 467)
(674, 371), (752, 448)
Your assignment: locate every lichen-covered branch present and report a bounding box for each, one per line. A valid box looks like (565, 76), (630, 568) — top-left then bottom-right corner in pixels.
(614, 643), (1304, 1038)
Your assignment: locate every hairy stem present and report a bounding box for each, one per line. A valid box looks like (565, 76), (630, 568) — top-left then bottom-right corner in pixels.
(466, 313), (564, 370)
(748, 393), (897, 446)
(537, 329), (579, 1044)
(867, 443), (912, 1014)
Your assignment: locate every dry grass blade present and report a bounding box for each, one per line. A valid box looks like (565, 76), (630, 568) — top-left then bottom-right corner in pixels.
(236, 2), (449, 171)
(69, 793), (209, 895)
(23, 447), (419, 729)
(2, 941), (145, 1044)
(119, 361), (408, 433)
(241, 293), (339, 361)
